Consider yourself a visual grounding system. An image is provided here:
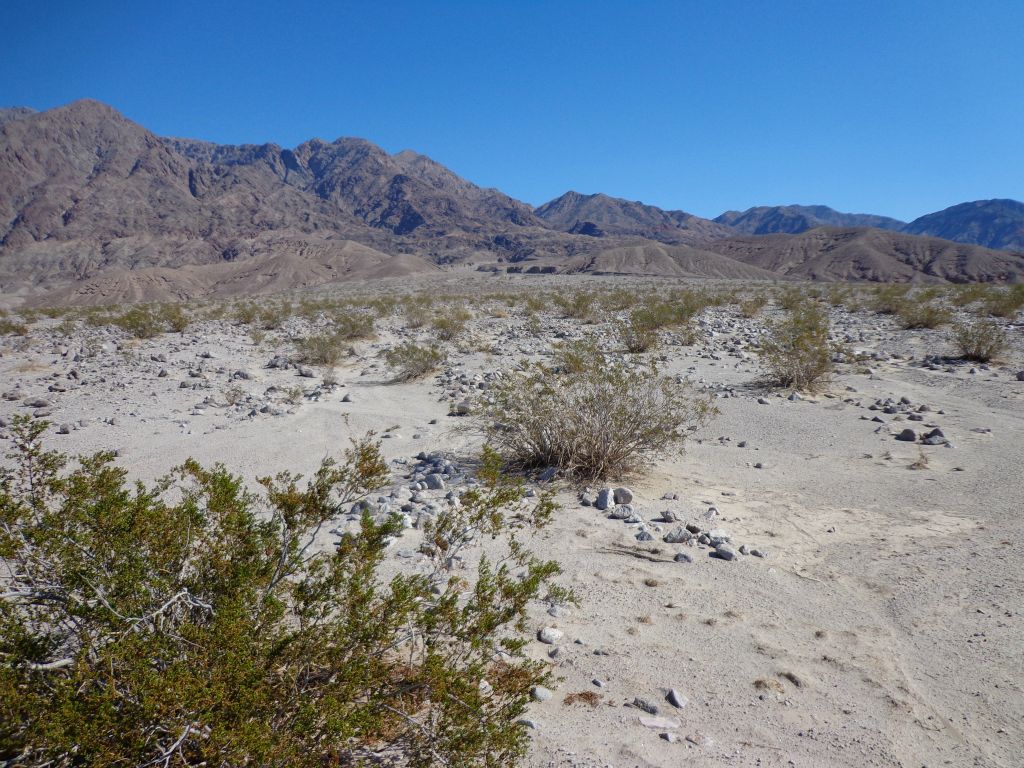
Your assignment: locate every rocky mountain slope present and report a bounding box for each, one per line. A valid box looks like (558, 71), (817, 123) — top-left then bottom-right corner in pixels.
(534, 191), (733, 245)
(1, 99), (1022, 303)
(902, 199), (1024, 252)
(704, 227), (1024, 283)
(714, 205), (905, 235)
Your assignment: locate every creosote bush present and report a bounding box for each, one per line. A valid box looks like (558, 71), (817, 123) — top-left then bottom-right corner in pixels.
(475, 353), (714, 482)
(385, 342), (446, 381)
(293, 332), (350, 367)
(738, 295), (768, 318)
(760, 299), (834, 391)
(0, 417), (566, 767)
(952, 318), (1006, 362)
(896, 299), (952, 329)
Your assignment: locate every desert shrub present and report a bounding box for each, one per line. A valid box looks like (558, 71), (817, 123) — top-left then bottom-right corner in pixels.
(331, 309), (375, 340)
(551, 337), (602, 374)
(618, 312), (660, 353)
(385, 342), (446, 381)
(982, 285), (1024, 318)
(524, 294), (548, 313)
(869, 284), (911, 315)
(738, 295), (768, 318)
(777, 287), (808, 311)
(294, 332), (349, 367)
(432, 308), (471, 341)
(232, 301), (260, 325)
(0, 318), (28, 336)
(112, 306), (164, 339)
(401, 296), (433, 329)
(0, 416), (564, 767)
(604, 290), (639, 312)
(896, 299), (952, 329)
(474, 355), (714, 482)
(554, 291), (597, 321)
(952, 318), (1006, 362)
(158, 303), (191, 333)
(760, 299), (833, 390)
(368, 296), (398, 318)
(949, 283), (994, 307)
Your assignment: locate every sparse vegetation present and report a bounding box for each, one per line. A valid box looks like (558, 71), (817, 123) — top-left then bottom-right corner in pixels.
(475, 352), (713, 482)
(982, 284), (1024, 319)
(385, 342), (446, 381)
(738, 295), (768, 318)
(953, 318), (1006, 362)
(869, 284), (911, 315)
(294, 332), (350, 367)
(432, 308), (471, 341)
(0, 416), (565, 767)
(896, 298), (952, 329)
(760, 298), (834, 390)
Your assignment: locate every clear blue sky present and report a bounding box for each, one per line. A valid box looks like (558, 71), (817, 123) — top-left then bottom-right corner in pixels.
(2, 1), (1022, 221)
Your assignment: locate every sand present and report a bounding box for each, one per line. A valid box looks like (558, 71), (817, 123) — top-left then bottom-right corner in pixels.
(1, 274), (1021, 767)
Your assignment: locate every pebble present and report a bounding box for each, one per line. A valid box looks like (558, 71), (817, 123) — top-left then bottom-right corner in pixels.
(666, 689), (688, 708)
(538, 627), (563, 645)
(530, 685), (553, 702)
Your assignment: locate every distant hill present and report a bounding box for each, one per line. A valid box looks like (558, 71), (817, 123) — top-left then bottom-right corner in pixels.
(535, 191), (733, 245)
(714, 205), (905, 235)
(902, 199), (1024, 252)
(564, 241), (781, 280)
(704, 228), (1024, 283)
(1, 99), (1022, 302)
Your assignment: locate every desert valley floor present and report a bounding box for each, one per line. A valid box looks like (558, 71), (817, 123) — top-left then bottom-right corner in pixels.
(1, 274), (1021, 768)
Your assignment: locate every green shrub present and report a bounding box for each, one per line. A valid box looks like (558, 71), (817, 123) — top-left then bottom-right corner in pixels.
(474, 354), (714, 482)
(552, 338), (602, 374)
(738, 295), (768, 318)
(159, 303), (191, 334)
(896, 299), (952, 329)
(777, 287), (808, 311)
(113, 306), (164, 339)
(294, 332), (350, 367)
(982, 285), (1024, 319)
(432, 308), (471, 341)
(0, 417), (564, 767)
(618, 312), (660, 353)
(0, 318), (28, 336)
(869, 284), (911, 315)
(331, 310), (375, 340)
(760, 299), (834, 390)
(953, 319), (1006, 362)
(385, 343), (446, 381)
(554, 292), (596, 321)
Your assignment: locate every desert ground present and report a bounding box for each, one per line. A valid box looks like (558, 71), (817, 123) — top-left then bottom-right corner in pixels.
(1, 274), (1022, 767)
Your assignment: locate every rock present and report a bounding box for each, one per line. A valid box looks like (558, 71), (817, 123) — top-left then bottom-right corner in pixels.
(895, 428), (917, 442)
(538, 627), (563, 645)
(517, 718), (539, 730)
(537, 466), (557, 482)
(530, 685), (553, 702)
(1016, 371), (1024, 382)
(341, 392), (352, 402)
(660, 509), (680, 523)
(454, 400), (472, 416)
(609, 505), (634, 520)
(297, 366), (315, 378)
(673, 552), (693, 563)
(685, 732), (713, 747)
(665, 689), (688, 708)
(712, 544), (736, 561)
(750, 548), (768, 558)
(663, 527), (692, 544)
(424, 473), (446, 490)
(547, 605), (571, 618)
(23, 397), (50, 408)
(595, 488), (614, 510)
(636, 530), (654, 542)
(632, 697), (660, 715)
(757, 396), (770, 405)
(613, 487), (634, 504)
(57, 423), (71, 434)
(660, 732), (679, 743)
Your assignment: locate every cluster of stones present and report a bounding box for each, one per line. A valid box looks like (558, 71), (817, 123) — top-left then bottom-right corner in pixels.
(580, 486), (768, 563)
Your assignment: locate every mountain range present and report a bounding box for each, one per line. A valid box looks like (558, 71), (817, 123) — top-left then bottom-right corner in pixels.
(1, 100), (1022, 304)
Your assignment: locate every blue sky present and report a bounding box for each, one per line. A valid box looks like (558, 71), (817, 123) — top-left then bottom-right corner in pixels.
(2, 1), (1021, 221)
